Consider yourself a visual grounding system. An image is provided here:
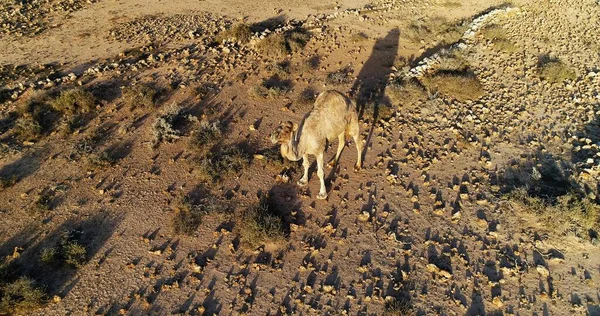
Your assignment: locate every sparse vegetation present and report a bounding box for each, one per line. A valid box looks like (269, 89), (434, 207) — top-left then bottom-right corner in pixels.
(14, 97), (54, 142)
(326, 66), (354, 85)
(350, 32), (369, 43)
(152, 103), (186, 147)
(122, 83), (158, 109)
(34, 188), (55, 212)
(385, 79), (427, 106)
(86, 151), (116, 170)
(256, 33), (288, 57)
(50, 88), (96, 117)
(236, 194), (286, 249)
(537, 56), (577, 84)
(383, 298), (414, 316)
(40, 231), (88, 268)
(196, 145), (250, 182)
(421, 71), (484, 102)
(507, 189), (599, 238)
(13, 114), (43, 142)
(481, 24), (516, 52)
(407, 16), (467, 45)
(256, 28), (311, 56)
(249, 75), (291, 99)
(217, 23), (252, 44)
(296, 87), (317, 106)
(172, 194), (225, 235)
(0, 176), (17, 190)
(189, 120), (222, 153)
(0, 278), (46, 314)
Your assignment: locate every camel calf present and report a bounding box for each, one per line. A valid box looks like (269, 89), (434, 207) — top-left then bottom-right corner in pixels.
(270, 90), (362, 199)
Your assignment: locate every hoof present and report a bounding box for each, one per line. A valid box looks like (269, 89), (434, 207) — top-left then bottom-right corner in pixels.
(317, 192), (328, 200)
(297, 179), (308, 187)
(354, 164), (362, 172)
(327, 161), (336, 169)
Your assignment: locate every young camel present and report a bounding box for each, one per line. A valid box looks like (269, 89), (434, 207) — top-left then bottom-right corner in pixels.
(270, 90), (362, 199)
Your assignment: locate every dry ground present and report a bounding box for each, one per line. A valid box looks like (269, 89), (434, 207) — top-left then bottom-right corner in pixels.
(1, 0), (600, 315)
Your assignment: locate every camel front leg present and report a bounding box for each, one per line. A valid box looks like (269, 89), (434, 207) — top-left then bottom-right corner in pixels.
(297, 154), (309, 186)
(316, 153), (328, 200)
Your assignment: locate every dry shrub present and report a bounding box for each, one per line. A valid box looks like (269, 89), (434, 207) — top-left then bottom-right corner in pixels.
(421, 71), (484, 102)
(537, 56), (576, 84)
(481, 24), (516, 52)
(196, 145), (250, 182)
(0, 278), (46, 314)
(50, 88), (96, 116)
(122, 83), (157, 110)
(236, 195), (286, 249)
(13, 114), (42, 142)
(14, 97), (54, 141)
(217, 23), (252, 44)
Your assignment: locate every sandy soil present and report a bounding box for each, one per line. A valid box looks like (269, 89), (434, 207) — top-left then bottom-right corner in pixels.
(1, 0), (599, 315)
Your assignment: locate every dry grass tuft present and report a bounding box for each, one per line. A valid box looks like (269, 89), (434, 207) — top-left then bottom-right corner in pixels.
(507, 188), (599, 238)
(350, 32), (369, 43)
(217, 23), (252, 44)
(236, 195), (286, 249)
(386, 80), (427, 106)
(537, 56), (577, 84)
(296, 87), (317, 106)
(407, 16), (467, 45)
(256, 33), (288, 57)
(383, 298), (415, 316)
(122, 83), (157, 110)
(13, 113), (43, 142)
(256, 28), (311, 56)
(421, 71), (484, 102)
(481, 24), (516, 52)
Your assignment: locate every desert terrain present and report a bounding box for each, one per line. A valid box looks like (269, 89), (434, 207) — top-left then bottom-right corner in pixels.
(0, 0), (599, 315)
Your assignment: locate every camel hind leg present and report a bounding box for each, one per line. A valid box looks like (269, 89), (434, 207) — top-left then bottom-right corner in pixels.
(348, 117), (362, 171)
(327, 133), (346, 168)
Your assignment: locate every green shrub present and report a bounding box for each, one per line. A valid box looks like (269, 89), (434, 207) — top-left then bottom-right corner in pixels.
(0, 278), (46, 314)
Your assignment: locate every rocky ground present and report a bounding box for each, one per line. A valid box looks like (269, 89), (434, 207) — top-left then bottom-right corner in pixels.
(1, 0), (599, 315)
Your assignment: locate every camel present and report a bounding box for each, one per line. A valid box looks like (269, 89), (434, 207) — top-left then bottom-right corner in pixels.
(270, 90), (362, 199)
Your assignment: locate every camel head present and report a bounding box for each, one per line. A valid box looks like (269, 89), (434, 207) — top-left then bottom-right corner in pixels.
(270, 121), (298, 144)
